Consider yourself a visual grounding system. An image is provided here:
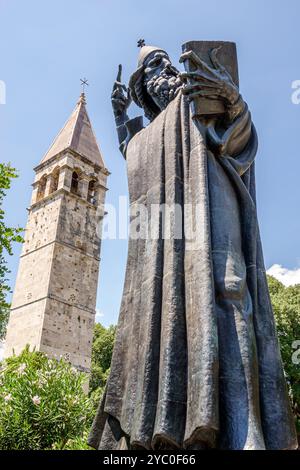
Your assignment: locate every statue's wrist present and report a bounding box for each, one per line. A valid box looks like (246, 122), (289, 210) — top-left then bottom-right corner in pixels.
(226, 94), (244, 121)
(114, 110), (129, 127)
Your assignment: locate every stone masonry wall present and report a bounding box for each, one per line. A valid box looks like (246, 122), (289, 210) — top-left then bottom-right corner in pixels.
(4, 299), (47, 357)
(40, 298), (94, 371)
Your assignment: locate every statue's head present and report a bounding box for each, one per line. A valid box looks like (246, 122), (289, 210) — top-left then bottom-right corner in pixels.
(129, 45), (182, 121)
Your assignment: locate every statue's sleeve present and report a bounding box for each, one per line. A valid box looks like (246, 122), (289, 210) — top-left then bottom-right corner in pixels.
(117, 116), (144, 158)
(207, 103), (258, 176)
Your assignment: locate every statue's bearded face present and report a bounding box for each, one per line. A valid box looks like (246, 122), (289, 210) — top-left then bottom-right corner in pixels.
(143, 51), (182, 111)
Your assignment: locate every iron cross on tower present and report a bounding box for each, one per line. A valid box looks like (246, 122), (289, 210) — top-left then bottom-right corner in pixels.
(80, 78), (89, 93)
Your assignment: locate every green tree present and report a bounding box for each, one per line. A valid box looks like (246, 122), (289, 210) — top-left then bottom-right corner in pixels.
(89, 323), (116, 394)
(268, 275), (300, 436)
(0, 347), (94, 450)
(0, 305), (10, 342)
(0, 163), (23, 340)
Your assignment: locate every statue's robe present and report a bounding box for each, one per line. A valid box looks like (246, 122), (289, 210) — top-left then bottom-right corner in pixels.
(88, 93), (297, 450)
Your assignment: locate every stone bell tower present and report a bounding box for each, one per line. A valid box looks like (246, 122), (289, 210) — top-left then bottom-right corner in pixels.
(4, 93), (109, 372)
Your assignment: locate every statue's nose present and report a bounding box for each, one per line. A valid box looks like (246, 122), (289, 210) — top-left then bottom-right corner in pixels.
(162, 57), (171, 68)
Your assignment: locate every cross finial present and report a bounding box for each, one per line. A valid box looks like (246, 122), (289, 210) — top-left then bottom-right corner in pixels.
(80, 77), (89, 93)
(137, 39), (145, 48)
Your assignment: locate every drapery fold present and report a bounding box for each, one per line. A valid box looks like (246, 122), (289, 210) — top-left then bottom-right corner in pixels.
(88, 93), (297, 450)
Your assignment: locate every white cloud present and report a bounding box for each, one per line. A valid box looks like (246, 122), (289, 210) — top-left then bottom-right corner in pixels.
(95, 308), (104, 323)
(267, 264), (300, 287)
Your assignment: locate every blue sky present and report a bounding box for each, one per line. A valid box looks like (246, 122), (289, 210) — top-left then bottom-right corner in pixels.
(1, 0), (300, 327)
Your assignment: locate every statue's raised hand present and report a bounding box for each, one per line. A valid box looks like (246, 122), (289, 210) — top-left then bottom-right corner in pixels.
(179, 47), (240, 106)
(111, 65), (131, 121)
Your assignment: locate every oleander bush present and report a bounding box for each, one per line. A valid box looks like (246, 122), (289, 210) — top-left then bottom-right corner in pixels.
(0, 347), (93, 450)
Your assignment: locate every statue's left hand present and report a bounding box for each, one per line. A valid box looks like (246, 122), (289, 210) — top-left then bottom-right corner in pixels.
(179, 48), (240, 106)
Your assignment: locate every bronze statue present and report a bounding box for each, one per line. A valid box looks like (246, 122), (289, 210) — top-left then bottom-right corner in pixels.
(88, 41), (297, 450)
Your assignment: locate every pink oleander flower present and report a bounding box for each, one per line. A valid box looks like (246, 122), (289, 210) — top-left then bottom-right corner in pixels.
(32, 395), (41, 405)
(17, 363), (26, 375)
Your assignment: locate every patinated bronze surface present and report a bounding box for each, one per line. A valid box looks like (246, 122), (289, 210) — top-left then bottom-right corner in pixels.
(88, 41), (297, 450)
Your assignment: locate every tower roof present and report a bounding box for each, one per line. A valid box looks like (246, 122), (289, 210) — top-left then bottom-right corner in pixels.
(40, 93), (105, 168)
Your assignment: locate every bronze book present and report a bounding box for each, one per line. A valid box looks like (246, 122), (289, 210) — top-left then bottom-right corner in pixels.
(181, 40), (239, 117)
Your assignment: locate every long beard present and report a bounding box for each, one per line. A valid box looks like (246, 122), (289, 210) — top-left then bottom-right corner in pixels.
(145, 67), (182, 110)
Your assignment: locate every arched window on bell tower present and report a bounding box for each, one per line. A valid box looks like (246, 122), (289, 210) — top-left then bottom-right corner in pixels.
(36, 175), (47, 202)
(87, 180), (97, 205)
(49, 167), (60, 194)
(71, 171), (79, 194)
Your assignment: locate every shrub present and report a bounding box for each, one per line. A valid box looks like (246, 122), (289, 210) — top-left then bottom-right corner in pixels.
(0, 347), (93, 450)
(90, 323), (115, 393)
(268, 275), (300, 436)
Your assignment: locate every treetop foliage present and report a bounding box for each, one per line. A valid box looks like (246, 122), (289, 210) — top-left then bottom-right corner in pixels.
(0, 163), (24, 340)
